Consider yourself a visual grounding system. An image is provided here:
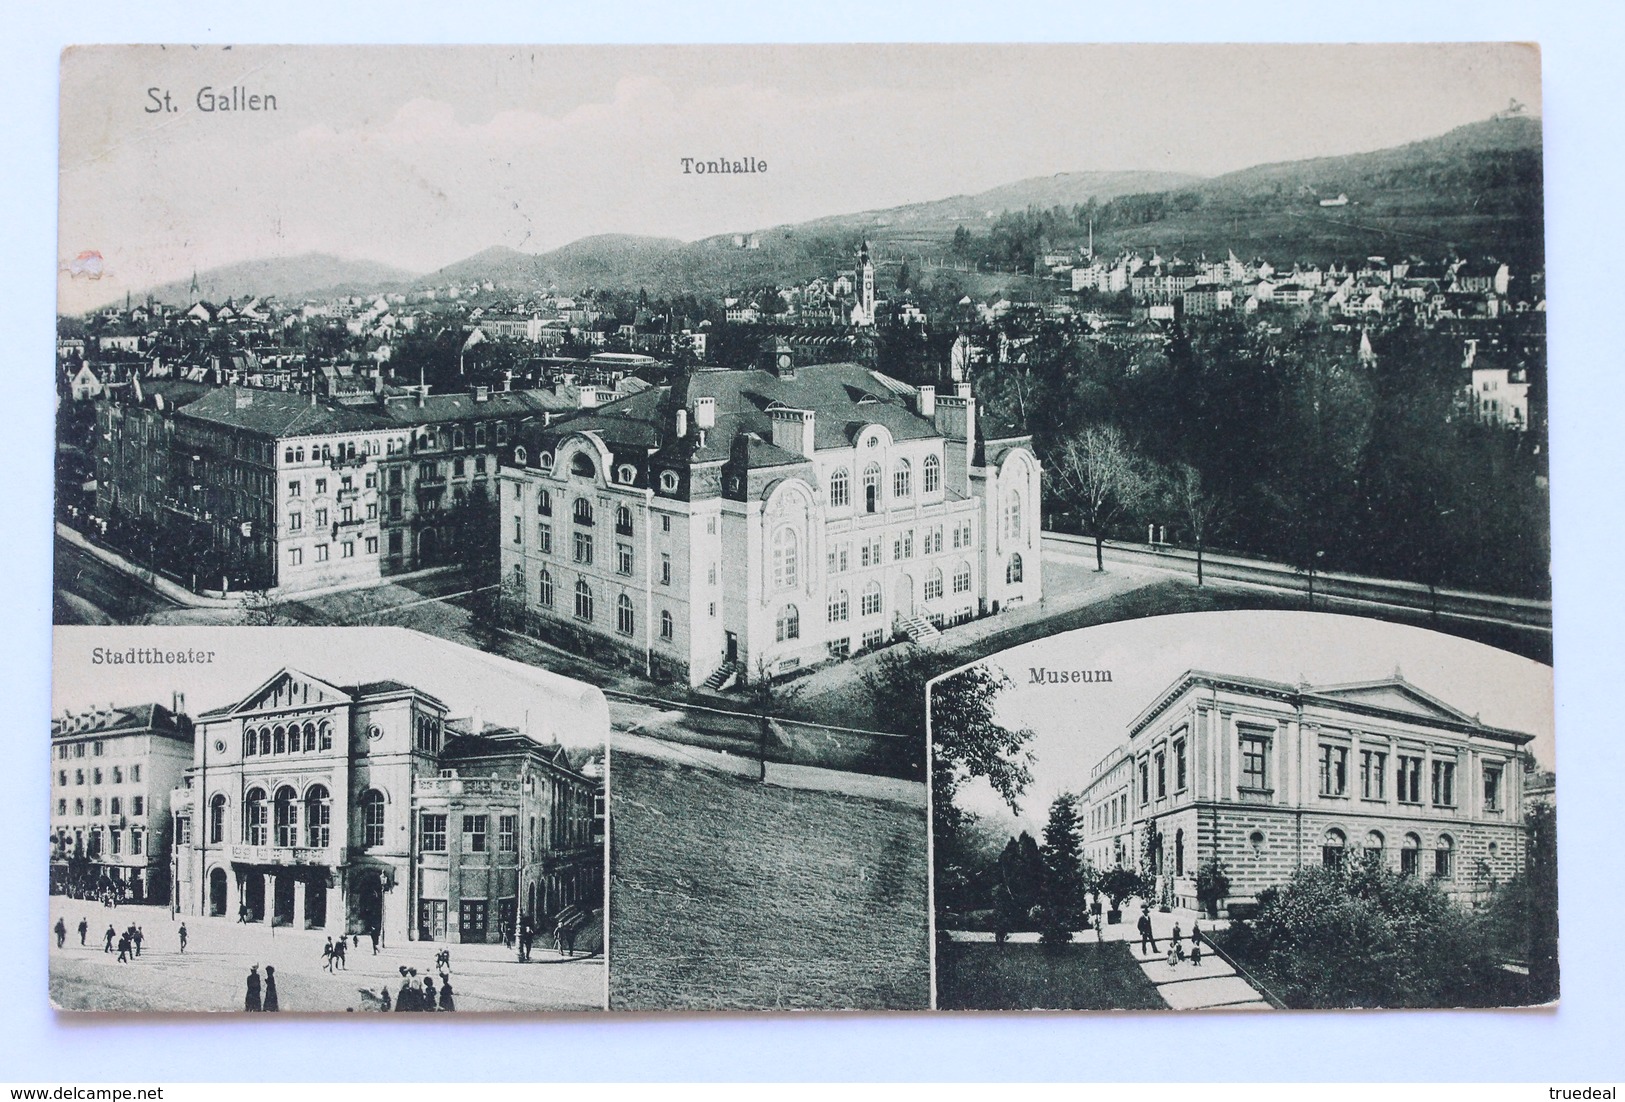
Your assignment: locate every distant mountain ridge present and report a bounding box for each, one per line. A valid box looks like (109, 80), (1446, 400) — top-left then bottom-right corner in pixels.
(111, 114), (1543, 310)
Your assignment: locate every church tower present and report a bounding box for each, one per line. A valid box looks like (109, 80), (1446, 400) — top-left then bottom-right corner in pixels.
(855, 241), (875, 327)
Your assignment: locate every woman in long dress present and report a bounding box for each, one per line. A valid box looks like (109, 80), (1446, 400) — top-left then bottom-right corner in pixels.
(244, 965), (262, 1012)
(263, 965), (280, 1012)
(437, 979), (455, 1012)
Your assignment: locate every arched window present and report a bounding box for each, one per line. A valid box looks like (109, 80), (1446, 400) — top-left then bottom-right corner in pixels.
(829, 467), (850, 508)
(616, 593), (635, 636)
(953, 560), (972, 594)
(244, 788), (268, 846)
(772, 527), (799, 590)
(660, 610), (674, 641)
(273, 725), (286, 754)
(538, 568), (554, 608)
(303, 721), (317, 753)
(537, 488), (552, 516)
(828, 589), (849, 623)
(1322, 827), (1347, 867)
(862, 463), (882, 514)
(892, 459), (912, 499)
(209, 794), (226, 844)
(259, 727), (272, 756)
(570, 452), (596, 479)
(923, 454), (941, 495)
(273, 786), (299, 848)
(1364, 830), (1385, 864)
(243, 728), (257, 756)
(1005, 491), (1023, 540)
(574, 579), (594, 622)
(617, 464), (637, 486)
(361, 790), (386, 848)
(659, 470), (679, 493)
(304, 785), (331, 849)
(776, 604), (801, 642)
(861, 581), (884, 617)
(319, 722), (332, 751)
(284, 447), (294, 463)
(615, 505), (634, 535)
(1401, 832), (1423, 876)
(1434, 834), (1454, 879)
(514, 445), (528, 466)
(924, 566), (944, 601)
(573, 497), (594, 526)
(453, 428), (466, 450)
(1006, 553), (1024, 584)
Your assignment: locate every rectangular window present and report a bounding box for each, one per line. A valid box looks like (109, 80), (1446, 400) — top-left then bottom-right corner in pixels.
(826, 638), (851, 660)
(131, 765), (140, 782)
(1397, 755), (1424, 803)
(574, 532), (593, 565)
(861, 628), (884, 650)
(1174, 739), (1187, 790)
(367, 502), (378, 520)
(109, 797), (121, 816)
(366, 536), (378, 554)
(660, 554), (671, 585)
(1139, 762), (1149, 803)
(93, 768), (102, 785)
(420, 813), (447, 852)
(316, 544), (329, 562)
(110, 830), (121, 855)
(1319, 744), (1348, 797)
(112, 766), (122, 783)
(133, 796), (144, 816)
(289, 511), (302, 531)
(288, 480), (302, 497)
(176, 817), (191, 845)
(513, 516), (524, 544)
(1431, 760), (1456, 807)
(1155, 753), (1166, 799)
(499, 814), (518, 852)
(617, 543), (634, 575)
(707, 517), (717, 535)
(1240, 735), (1270, 791)
(462, 814), (488, 854)
(315, 478), (327, 494)
(342, 541), (355, 558)
(1484, 765), (1503, 811)
(1361, 750), (1387, 799)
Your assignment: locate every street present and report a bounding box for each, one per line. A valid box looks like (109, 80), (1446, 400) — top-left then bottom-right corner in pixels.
(47, 897), (604, 1013)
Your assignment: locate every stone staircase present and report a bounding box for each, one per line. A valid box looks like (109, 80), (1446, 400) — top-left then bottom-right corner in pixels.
(701, 661), (739, 692)
(896, 614), (942, 643)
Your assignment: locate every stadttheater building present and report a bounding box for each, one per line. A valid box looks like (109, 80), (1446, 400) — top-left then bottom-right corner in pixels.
(1079, 671), (1535, 911)
(170, 668), (603, 944)
(497, 341), (1043, 687)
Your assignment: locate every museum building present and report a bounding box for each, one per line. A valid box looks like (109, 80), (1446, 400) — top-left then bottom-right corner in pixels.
(1079, 671), (1535, 911)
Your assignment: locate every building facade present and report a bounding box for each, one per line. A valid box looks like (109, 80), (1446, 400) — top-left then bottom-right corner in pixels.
(1080, 671), (1533, 911)
(497, 343), (1043, 687)
(169, 668), (602, 945)
(50, 700), (194, 903)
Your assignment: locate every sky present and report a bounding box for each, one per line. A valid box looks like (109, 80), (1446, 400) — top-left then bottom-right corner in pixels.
(938, 610), (1554, 830)
(51, 625), (608, 750)
(57, 43), (1541, 313)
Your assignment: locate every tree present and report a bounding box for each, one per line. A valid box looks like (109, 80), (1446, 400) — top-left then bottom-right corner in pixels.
(236, 589), (286, 627)
(1167, 462), (1221, 585)
(1096, 866), (1149, 917)
(1048, 424), (1156, 571)
(1039, 793), (1087, 941)
(1195, 858), (1232, 919)
(746, 656), (803, 782)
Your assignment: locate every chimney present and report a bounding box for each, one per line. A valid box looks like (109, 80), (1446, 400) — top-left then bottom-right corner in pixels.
(172, 691), (186, 716)
(502, 370), (513, 393)
(474, 385), (490, 402)
(579, 387), (599, 409)
(234, 390), (253, 410)
(674, 407), (688, 439)
(769, 407), (815, 457)
(694, 396), (716, 430)
(471, 705), (484, 736)
(916, 385), (936, 417)
(373, 371), (384, 396)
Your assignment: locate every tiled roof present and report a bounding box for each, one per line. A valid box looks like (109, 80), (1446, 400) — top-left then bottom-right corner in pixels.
(379, 388), (572, 425)
(52, 702), (186, 740)
(176, 387), (391, 438)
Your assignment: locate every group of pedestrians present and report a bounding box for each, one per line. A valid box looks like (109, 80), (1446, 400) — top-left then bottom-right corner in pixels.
(1134, 907), (1205, 967)
(321, 936), (349, 972)
(378, 963), (454, 1012)
(243, 964), (280, 1011)
(56, 914), (189, 959)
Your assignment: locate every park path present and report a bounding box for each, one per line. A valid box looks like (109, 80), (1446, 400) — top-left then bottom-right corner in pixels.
(1128, 939), (1273, 1010)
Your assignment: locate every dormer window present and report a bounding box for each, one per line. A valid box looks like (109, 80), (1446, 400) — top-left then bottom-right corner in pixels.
(570, 452), (596, 479)
(617, 464), (637, 485)
(659, 471), (679, 494)
(514, 446), (528, 466)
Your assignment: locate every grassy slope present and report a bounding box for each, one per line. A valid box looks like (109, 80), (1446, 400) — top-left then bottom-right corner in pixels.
(936, 940), (1166, 1011)
(608, 750), (929, 1010)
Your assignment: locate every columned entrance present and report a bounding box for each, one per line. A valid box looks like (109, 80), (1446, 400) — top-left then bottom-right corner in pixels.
(208, 868), (228, 916)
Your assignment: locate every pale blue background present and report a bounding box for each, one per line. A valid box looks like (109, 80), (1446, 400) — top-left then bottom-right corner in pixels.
(3, 1), (1619, 1082)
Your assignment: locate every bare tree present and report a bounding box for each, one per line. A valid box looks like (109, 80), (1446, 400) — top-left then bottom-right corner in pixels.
(1049, 424), (1155, 572)
(1168, 462), (1221, 585)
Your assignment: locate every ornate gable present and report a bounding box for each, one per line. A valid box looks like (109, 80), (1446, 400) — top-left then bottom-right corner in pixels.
(1308, 680), (1473, 724)
(228, 668), (354, 717)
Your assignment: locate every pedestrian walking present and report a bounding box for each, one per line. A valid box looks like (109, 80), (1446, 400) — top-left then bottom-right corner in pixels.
(244, 965), (262, 1012)
(394, 967), (415, 1012)
(322, 937), (335, 973)
(77, 917), (88, 946)
(263, 966), (280, 1012)
(369, 925), (380, 955)
(437, 978), (455, 1012)
(54, 918), (66, 948)
(434, 948), (450, 978)
(1191, 940), (1203, 967)
(116, 932), (131, 963)
(179, 923), (188, 953)
(334, 937), (347, 970)
(1192, 921), (1203, 947)
(133, 926), (144, 956)
(1137, 912), (1158, 955)
(103, 924), (115, 952)
(1172, 923), (1183, 952)
(422, 977), (436, 1010)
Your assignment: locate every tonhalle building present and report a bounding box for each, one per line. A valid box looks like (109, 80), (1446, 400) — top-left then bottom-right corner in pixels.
(497, 341), (1043, 687)
(170, 667), (603, 944)
(1079, 671), (1534, 911)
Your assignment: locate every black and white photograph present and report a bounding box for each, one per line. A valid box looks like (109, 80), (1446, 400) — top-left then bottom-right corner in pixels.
(48, 626), (608, 1012)
(51, 42), (1549, 1013)
(928, 611), (1556, 1011)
